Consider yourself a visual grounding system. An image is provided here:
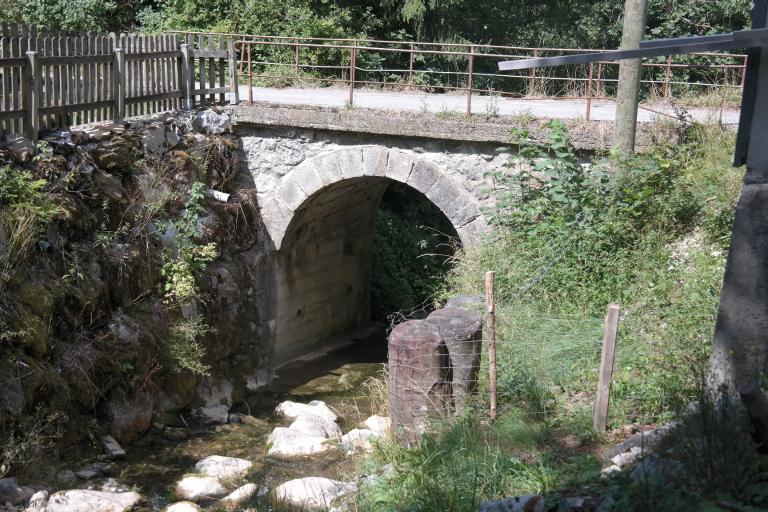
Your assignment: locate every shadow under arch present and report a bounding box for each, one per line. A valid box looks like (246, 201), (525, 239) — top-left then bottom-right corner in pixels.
(270, 168), (467, 366)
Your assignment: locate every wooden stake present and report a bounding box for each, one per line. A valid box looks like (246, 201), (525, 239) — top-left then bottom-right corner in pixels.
(594, 304), (620, 433)
(486, 271), (497, 420)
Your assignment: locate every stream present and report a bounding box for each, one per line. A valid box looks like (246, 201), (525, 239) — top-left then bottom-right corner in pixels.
(120, 327), (388, 510)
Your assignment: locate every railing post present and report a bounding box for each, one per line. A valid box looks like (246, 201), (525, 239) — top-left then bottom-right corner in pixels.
(294, 37), (300, 77)
(228, 38), (239, 105)
(113, 47), (125, 121)
(663, 55), (672, 98)
(408, 42), (414, 85)
(25, 51), (40, 141)
(597, 62), (603, 98)
(586, 62), (594, 121)
(466, 45), (474, 116)
(529, 49), (538, 96)
(180, 43), (193, 109)
(348, 43), (356, 107)
(247, 43), (253, 105)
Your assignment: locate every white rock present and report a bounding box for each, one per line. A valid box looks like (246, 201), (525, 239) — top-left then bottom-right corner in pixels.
(273, 477), (356, 511)
(267, 427), (333, 457)
(194, 110), (231, 135)
(475, 494), (545, 512)
(363, 415), (391, 435)
(610, 446), (643, 468)
(290, 413), (342, 440)
(341, 429), (379, 452)
(163, 502), (202, 512)
(275, 400), (337, 422)
(193, 455), (253, 481)
(221, 483), (258, 507)
(26, 489), (49, 512)
(600, 464), (622, 478)
(172, 476), (228, 502)
(45, 490), (142, 512)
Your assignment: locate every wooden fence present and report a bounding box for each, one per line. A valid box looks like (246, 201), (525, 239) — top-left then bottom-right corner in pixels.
(0, 23), (239, 140)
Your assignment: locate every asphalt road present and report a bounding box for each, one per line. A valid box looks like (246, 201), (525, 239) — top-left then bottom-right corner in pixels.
(237, 85), (741, 125)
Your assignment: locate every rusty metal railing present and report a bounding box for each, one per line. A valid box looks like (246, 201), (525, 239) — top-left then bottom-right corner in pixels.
(172, 30), (747, 122)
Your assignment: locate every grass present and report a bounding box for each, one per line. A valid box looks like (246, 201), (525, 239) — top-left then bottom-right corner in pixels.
(354, 124), (755, 511)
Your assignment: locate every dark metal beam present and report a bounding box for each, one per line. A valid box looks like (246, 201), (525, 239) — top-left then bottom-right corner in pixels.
(498, 29), (768, 71)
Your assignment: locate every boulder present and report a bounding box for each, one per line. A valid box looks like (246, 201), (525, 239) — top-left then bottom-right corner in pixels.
(193, 405), (229, 425)
(163, 427), (189, 441)
(193, 456), (252, 481)
(273, 477), (356, 511)
(363, 415), (390, 436)
(193, 110), (230, 135)
(221, 483), (258, 507)
(475, 494), (545, 512)
(388, 319), (452, 445)
(94, 136), (134, 171)
(8, 136), (35, 162)
(267, 427), (333, 458)
(0, 477), (25, 505)
(104, 390), (153, 444)
(275, 400), (337, 423)
(192, 378), (233, 425)
(100, 436), (126, 459)
(45, 490), (142, 512)
(427, 306), (483, 411)
(289, 413), (342, 440)
(341, 429), (379, 452)
(163, 502), (202, 512)
(26, 489), (49, 512)
(172, 476), (228, 502)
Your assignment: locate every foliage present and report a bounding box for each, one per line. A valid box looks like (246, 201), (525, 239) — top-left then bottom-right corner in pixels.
(370, 181), (458, 320)
(0, 405), (65, 479)
(166, 315), (213, 376)
(357, 413), (556, 511)
(158, 181), (217, 374)
(12, 0), (119, 33)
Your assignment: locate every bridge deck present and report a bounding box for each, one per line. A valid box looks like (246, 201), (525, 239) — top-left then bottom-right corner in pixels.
(238, 86), (742, 126)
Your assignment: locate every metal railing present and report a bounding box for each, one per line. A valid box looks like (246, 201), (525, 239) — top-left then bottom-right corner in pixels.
(173, 30), (747, 122)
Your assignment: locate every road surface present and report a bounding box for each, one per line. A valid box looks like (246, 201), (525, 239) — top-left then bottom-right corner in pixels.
(237, 86), (741, 125)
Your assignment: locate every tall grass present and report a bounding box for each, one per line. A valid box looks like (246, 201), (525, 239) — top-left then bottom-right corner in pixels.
(356, 125), (746, 511)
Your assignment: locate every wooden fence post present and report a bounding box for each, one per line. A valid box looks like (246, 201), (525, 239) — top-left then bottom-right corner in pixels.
(228, 38), (239, 105)
(113, 47), (125, 121)
(594, 303), (620, 433)
(25, 51), (40, 141)
(348, 44), (356, 107)
(180, 43), (193, 109)
(486, 271), (497, 420)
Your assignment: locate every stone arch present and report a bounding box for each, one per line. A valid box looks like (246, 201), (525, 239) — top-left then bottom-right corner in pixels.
(260, 146), (486, 251)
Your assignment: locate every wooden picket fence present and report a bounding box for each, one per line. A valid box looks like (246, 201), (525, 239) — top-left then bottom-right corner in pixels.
(0, 23), (239, 140)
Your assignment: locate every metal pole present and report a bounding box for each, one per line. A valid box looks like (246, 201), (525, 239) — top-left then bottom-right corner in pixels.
(348, 44), (356, 107)
(409, 42), (414, 85)
(720, 67), (728, 125)
(466, 45), (474, 116)
(294, 37), (299, 77)
(228, 39), (239, 105)
(247, 43), (253, 105)
(485, 271), (496, 421)
(597, 62), (603, 98)
(530, 49), (538, 96)
(586, 62), (594, 120)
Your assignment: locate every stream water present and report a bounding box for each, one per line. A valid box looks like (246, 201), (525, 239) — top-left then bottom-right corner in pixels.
(121, 327), (388, 510)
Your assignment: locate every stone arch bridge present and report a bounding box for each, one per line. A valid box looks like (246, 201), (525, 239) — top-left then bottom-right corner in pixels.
(232, 103), (644, 368)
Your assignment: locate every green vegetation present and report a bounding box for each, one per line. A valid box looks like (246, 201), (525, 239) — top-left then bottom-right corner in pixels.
(371, 181), (459, 321)
(358, 124), (760, 511)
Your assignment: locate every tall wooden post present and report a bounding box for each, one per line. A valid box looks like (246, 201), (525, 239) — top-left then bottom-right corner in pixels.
(348, 44), (356, 107)
(466, 45), (475, 116)
(594, 304), (620, 433)
(113, 47), (125, 121)
(485, 271), (497, 420)
(227, 38), (239, 105)
(613, 0), (648, 158)
(180, 43), (193, 110)
(25, 51), (40, 141)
